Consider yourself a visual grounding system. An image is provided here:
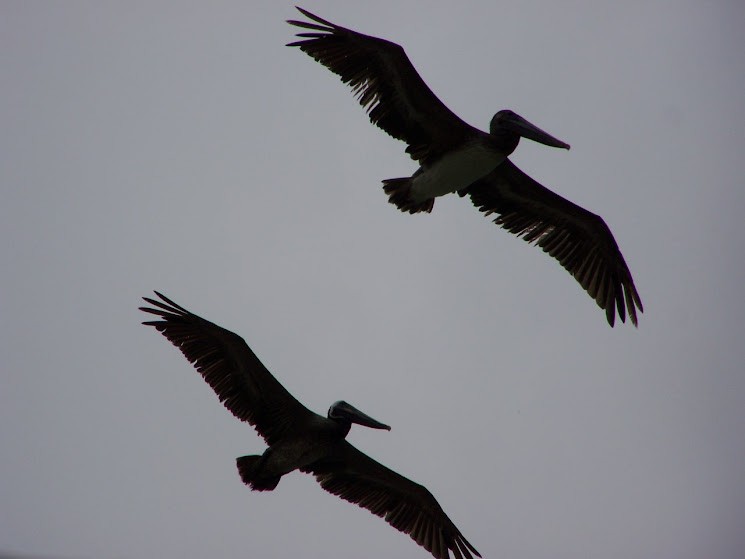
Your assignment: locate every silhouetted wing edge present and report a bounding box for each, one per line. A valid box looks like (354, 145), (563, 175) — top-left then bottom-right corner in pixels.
(140, 291), (316, 444)
(465, 161), (643, 327)
(288, 7), (476, 162)
(304, 441), (480, 559)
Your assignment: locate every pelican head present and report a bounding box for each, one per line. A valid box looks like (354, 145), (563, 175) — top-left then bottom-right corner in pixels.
(328, 400), (391, 431)
(490, 109), (570, 150)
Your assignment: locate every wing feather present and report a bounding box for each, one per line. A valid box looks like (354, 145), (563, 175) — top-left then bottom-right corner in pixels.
(464, 160), (643, 326)
(140, 292), (316, 444)
(288, 7), (478, 163)
(304, 440), (480, 559)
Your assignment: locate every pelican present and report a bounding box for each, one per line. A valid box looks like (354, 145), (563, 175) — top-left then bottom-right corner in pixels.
(288, 7), (642, 327)
(140, 291), (480, 559)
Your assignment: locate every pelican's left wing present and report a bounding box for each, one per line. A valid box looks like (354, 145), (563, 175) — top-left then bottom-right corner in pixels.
(462, 159), (643, 326)
(304, 440), (480, 559)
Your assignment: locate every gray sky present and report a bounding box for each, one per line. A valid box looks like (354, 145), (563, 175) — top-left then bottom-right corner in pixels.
(2, 1), (744, 558)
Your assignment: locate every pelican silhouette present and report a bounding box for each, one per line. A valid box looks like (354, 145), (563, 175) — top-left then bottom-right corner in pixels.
(288, 7), (642, 327)
(140, 291), (480, 559)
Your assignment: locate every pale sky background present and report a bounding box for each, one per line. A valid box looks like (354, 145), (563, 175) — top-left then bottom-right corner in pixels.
(2, 1), (744, 558)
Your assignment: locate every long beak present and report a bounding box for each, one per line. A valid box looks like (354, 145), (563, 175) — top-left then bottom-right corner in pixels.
(333, 401), (391, 430)
(505, 113), (570, 149)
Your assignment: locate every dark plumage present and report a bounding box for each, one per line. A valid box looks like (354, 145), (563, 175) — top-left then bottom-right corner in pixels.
(141, 291), (480, 559)
(288, 7), (642, 326)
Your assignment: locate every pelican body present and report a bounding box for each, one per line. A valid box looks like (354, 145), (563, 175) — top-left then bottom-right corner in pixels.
(236, 399), (391, 492)
(288, 7), (642, 327)
(385, 110), (570, 213)
(141, 292), (480, 559)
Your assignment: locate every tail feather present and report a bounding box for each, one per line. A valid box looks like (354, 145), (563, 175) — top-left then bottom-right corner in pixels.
(382, 178), (434, 214)
(236, 455), (280, 492)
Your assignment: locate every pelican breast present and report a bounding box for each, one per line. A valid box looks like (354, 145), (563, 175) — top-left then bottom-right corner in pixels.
(410, 142), (505, 201)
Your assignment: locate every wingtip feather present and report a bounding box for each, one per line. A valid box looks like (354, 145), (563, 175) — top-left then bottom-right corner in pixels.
(293, 6), (337, 29)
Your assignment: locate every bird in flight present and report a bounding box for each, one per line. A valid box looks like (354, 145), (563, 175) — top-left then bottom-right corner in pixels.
(288, 7), (642, 327)
(141, 291), (481, 559)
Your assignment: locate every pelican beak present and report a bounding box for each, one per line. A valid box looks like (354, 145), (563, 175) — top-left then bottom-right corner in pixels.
(504, 113), (570, 150)
(332, 401), (391, 430)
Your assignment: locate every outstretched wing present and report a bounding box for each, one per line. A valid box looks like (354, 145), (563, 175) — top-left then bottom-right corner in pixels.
(304, 440), (480, 559)
(140, 292), (317, 445)
(464, 160), (643, 326)
(288, 7), (479, 163)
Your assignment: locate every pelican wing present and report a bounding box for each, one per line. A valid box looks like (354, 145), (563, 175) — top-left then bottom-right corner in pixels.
(304, 440), (480, 559)
(464, 160), (643, 326)
(140, 292), (316, 445)
(287, 7), (478, 163)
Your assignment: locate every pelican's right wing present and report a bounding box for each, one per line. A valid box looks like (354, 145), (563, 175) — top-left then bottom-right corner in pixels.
(304, 440), (480, 559)
(287, 7), (478, 163)
(140, 292), (317, 445)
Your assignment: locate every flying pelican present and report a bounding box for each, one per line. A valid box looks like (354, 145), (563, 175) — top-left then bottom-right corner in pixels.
(288, 7), (642, 327)
(140, 291), (480, 559)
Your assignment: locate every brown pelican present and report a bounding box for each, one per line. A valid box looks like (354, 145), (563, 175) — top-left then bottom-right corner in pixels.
(288, 7), (642, 327)
(140, 291), (480, 559)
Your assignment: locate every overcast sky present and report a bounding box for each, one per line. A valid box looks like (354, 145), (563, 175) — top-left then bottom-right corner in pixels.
(2, 2), (744, 558)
